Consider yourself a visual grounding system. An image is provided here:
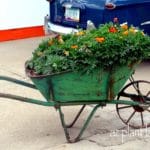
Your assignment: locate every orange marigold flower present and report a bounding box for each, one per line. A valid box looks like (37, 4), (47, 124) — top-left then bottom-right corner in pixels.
(58, 38), (64, 44)
(37, 51), (43, 56)
(75, 31), (85, 36)
(109, 27), (117, 33)
(122, 30), (129, 35)
(55, 35), (64, 44)
(121, 24), (128, 30)
(48, 39), (53, 46)
(129, 27), (136, 34)
(141, 31), (145, 36)
(64, 51), (69, 56)
(95, 37), (105, 43)
(71, 45), (78, 49)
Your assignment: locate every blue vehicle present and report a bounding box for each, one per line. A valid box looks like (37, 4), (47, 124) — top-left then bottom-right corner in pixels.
(45, 0), (150, 34)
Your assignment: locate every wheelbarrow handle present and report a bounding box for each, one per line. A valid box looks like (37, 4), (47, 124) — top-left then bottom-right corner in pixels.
(0, 92), (55, 106)
(0, 75), (36, 89)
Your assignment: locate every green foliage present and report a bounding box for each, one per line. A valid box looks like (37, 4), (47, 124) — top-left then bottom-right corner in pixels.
(27, 22), (150, 75)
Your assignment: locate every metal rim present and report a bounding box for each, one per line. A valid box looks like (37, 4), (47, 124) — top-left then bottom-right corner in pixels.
(116, 80), (150, 129)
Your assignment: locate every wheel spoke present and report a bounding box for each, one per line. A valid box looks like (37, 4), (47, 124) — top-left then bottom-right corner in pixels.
(129, 75), (135, 83)
(118, 105), (133, 110)
(135, 82), (143, 96)
(126, 110), (136, 124)
(132, 82), (140, 94)
(134, 82), (145, 102)
(133, 82), (144, 98)
(136, 82), (139, 91)
(141, 112), (144, 126)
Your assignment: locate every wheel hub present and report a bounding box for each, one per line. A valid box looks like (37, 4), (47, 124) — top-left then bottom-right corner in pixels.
(132, 96), (145, 112)
(133, 105), (144, 112)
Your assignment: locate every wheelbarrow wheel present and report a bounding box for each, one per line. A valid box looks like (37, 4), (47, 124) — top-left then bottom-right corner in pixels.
(116, 80), (150, 129)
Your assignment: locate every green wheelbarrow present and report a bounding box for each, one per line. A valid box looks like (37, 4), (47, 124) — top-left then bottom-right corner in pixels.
(0, 63), (150, 143)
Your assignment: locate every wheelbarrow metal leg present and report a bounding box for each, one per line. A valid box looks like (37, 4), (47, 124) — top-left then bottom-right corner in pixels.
(58, 104), (101, 143)
(66, 105), (86, 128)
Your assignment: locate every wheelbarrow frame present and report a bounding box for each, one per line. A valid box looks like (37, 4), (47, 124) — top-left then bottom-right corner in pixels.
(0, 75), (140, 143)
(0, 63), (149, 142)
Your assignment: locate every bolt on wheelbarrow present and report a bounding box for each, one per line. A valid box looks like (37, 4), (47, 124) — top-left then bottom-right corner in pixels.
(0, 62), (149, 143)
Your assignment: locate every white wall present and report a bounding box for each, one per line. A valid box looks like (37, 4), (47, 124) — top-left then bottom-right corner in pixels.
(0, 0), (49, 29)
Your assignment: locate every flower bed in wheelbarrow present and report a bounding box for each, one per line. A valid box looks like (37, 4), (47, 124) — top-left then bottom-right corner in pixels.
(26, 20), (150, 102)
(25, 19), (150, 142)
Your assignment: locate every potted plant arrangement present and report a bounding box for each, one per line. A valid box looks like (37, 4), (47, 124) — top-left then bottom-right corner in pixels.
(25, 19), (150, 102)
